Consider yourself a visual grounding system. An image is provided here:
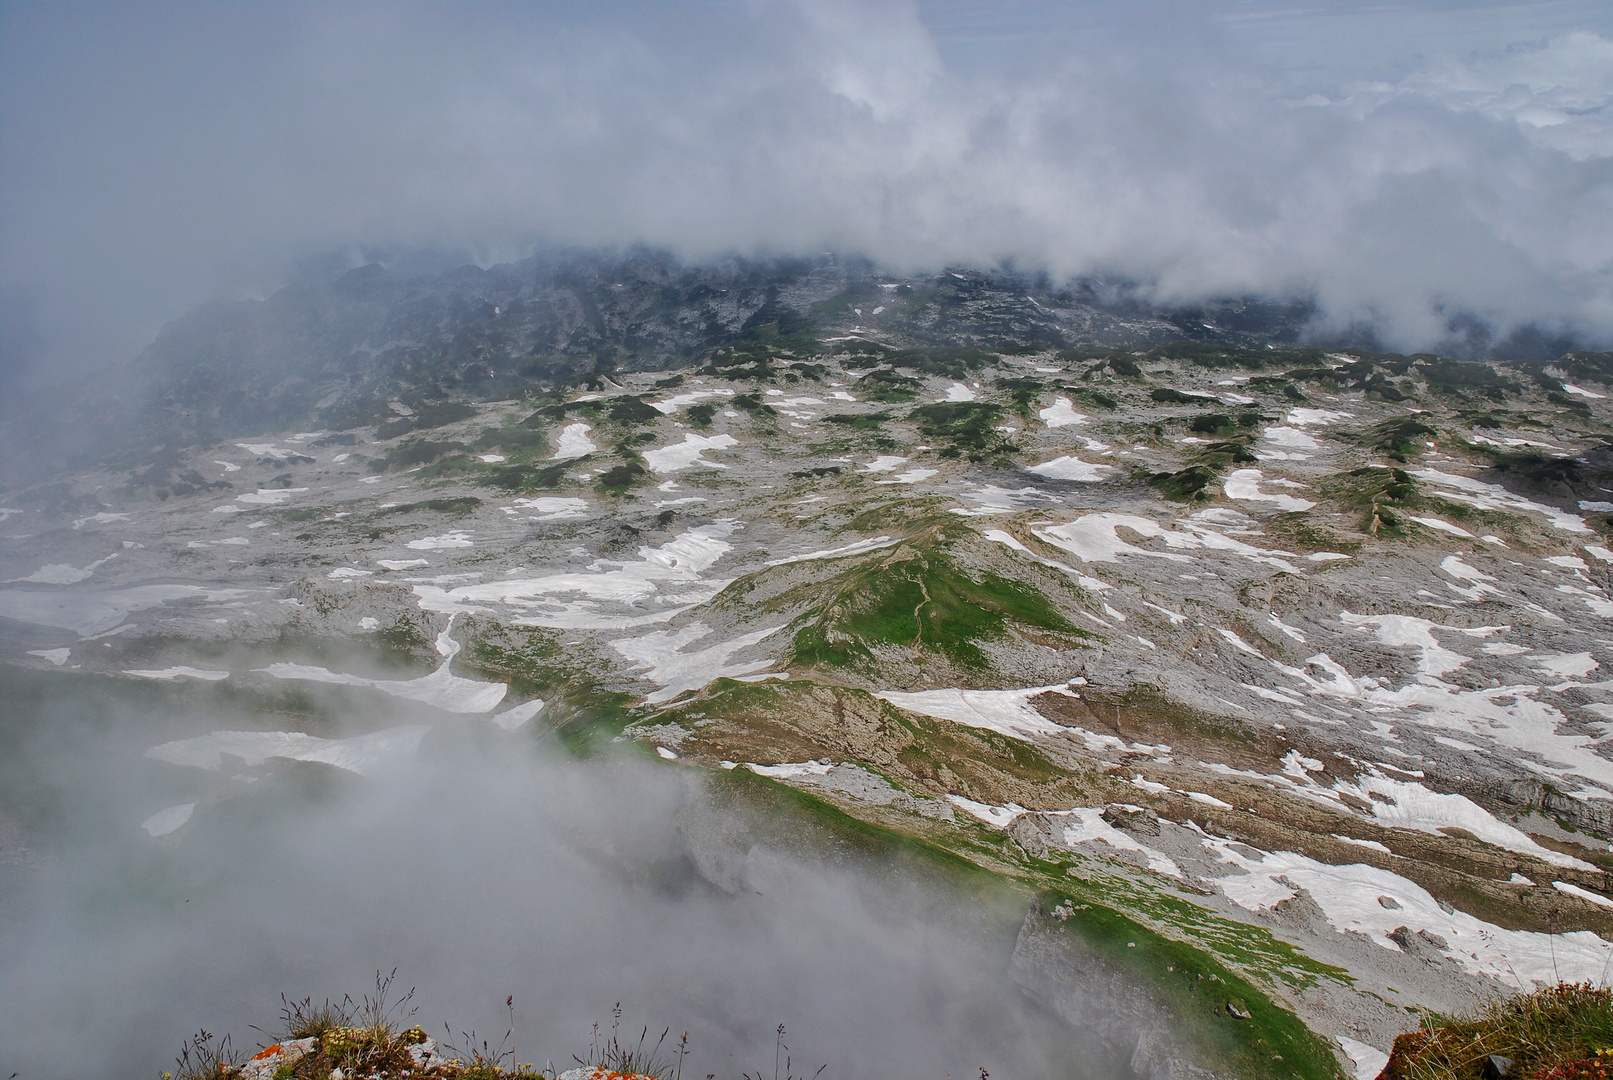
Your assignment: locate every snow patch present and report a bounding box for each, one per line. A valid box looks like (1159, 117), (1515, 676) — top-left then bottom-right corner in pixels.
(124, 667), (230, 682)
(643, 433), (739, 473)
(550, 423), (597, 460)
(1026, 456), (1112, 482)
(1039, 397), (1086, 428)
(610, 623), (781, 704)
(1224, 469), (1315, 512)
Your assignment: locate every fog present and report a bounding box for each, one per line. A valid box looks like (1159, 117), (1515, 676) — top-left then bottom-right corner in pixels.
(5, 1), (1613, 383)
(0, 661), (1104, 1080)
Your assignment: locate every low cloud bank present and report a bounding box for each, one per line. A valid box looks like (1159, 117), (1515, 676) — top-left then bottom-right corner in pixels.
(0, 667), (1096, 1079)
(4, 2), (1613, 371)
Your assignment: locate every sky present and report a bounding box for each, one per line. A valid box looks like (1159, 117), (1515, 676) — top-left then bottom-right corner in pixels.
(4, 0), (1613, 378)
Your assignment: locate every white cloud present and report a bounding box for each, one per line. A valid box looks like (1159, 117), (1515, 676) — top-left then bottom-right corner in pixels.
(4, 2), (1613, 363)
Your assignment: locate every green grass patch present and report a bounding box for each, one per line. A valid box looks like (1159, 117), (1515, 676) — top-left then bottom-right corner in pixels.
(909, 401), (1010, 460)
(786, 533), (1086, 671)
(1149, 464), (1218, 502)
(1387, 983), (1613, 1080)
(597, 461), (648, 494)
(826, 411), (890, 431)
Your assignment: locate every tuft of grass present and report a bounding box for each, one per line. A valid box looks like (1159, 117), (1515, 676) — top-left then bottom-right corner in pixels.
(1388, 983), (1613, 1080)
(169, 1029), (240, 1080)
(573, 1003), (677, 1080)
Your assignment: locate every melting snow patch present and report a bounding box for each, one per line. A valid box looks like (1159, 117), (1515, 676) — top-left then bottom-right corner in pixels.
(1284, 408), (1352, 426)
(1208, 839), (1613, 984)
(1349, 774), (1596, 870)
(875, 468), (938, 485)
(1026, 456), (1112, 482)
(327, 567), (372, 579)
(413, 522), (739, 629)
(874, 685), (1080, 741)
(141, 803), (195, 837)
(946, 795), (1027, 828)
(512, 497), (589, 521)
(1412, 469), (1589, 533)
(1060, 809), (1184, 878)
(1255, 426), (1320, 461)
(407, 531), (473, 550)
(1338, 1039), (1391, 1080)
(609, 623), (782, 704)
(765, 536), (899, 566)
(1554, 880), (1613, 907)
(858, 455), (907, 473)
(379, 558), (429, 571)
(750, 761), (836, 780)
(1538, 652), (1598, 679)
(125, 667), (230, 682)
(1033, 513), (1300, 573)
(1224, 469), (1315, 512)
(146, 726), (429, 776)
(1341, 611), (1502, 677)
(1562, 384), (1607, 399)
(26, 648), (70, 666)
(650, 390), (733, 414)
(1039, 397), (1086, 428)
(492, 698), (545, 731)
(550, 423), (597, 460)
(72, 512), (130, 529)
(943, 382), (976, 402)
(1410, 516), (1475, 538)
(643, 433), (739, 473)
(235, 488), (308, 506)
(258, 621), (506, 713)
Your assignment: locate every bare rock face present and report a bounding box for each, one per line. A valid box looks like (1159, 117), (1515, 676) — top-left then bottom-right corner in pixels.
(1102, 803), (1161, 836)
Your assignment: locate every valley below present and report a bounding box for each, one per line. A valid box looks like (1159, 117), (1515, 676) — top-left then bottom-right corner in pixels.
(4, 256), (1613, 1080)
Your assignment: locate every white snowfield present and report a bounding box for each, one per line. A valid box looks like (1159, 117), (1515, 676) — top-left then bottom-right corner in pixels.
(643, 433), (739, 473)
(1039, 397), (1087, 428)
(550, 422), (597, 460)
(1032, 513), (1301, 574)
(1255, 426), (1321, 460)
(258, 623), (507, 714)
(233, 487), (309, 506)
(0, 583), (223, 637)
(610, 623), (782, 704)
(141, 803), (195, 837)
(413, 521), (740, 629)
(875, 468), (938, 485)
(650, 389), (733, 414)
(943, 382), (976, 402)
(4, 554), (115, 584)
(1223, 469), (1315, 512)
(1411, 468), (1589, 533)
(1208, 837), (1613, 987)
(510, 497), (589, 521)
(146, 726), (430, 777)
(1284, 408), (1352, 426)
(948, 794), (1028, 828)
(1061, 808), (1185, 878)
(1026, 456), (1113, 482)
(1410, 516), (1474, 538)
(124, 666), (230, 682)
(764, 536), (899, 566)
(874, 684), (1082, 740)
(750, 760), (836, 780)
(406, 530), (473, 551)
